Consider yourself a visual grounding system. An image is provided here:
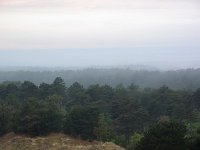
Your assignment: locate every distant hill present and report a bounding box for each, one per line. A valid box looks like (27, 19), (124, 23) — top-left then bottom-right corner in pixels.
(0, 133), (124, 150)
(0, 68), (200, 90)
(0, 65), (157, 71)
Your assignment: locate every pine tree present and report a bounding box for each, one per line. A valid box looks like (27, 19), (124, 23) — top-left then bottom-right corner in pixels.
(94, 113), (112, 142)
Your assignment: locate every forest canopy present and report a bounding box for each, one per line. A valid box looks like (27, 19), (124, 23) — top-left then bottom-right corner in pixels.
(0, 68), (200, 90)
(0, 77), (200, 149)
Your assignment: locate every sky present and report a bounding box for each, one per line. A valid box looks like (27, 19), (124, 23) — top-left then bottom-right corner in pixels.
(0, 0), (200, 69)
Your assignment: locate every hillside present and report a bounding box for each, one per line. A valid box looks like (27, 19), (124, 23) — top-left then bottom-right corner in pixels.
(0, 133), (124, 150)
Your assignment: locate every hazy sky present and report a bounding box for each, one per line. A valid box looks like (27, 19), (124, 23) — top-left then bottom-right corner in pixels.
(0, 0), (200, 69)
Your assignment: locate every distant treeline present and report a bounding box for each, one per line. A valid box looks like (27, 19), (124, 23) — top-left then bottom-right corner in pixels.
(0, 77), (200, 149)
(0, 68), (200, 90)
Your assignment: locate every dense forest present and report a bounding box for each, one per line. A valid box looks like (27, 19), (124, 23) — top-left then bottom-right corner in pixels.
(1, 68), (200, 90)
(0, 77), (200, 149)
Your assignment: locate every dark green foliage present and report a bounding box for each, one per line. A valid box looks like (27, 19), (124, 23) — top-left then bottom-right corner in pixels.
(135, 121), (187, 150)
(64, 106), (100, 140)
(52, 77), (66, 97)
(127, 132), (142, 150)
(111, 86), (148, 144)
(66, 82), (89, 107)
(111, 99), (147, 144)
(39, 83), (53, 99)
(86, 84), (114, 102)
(20, 81), (38, 99)
(0, 102), (14, 136)
(94, 113), (113, 142)
(68, 82), (84, 99)
(186, 127), (200, 150)
(193, 88), (200, 110)
(15, 98), (42, 136)
(39, 95), (64, 134)
(114, 135), (127, 148)
(15, 97), (64, 136)
(0, 76), (200, 149)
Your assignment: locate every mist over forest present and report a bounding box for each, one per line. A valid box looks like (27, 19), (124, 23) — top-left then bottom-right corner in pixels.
(0, 67), (200, 90)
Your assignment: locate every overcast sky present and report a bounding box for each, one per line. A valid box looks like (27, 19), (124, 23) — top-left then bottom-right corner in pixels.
(0, 0), (200, 69)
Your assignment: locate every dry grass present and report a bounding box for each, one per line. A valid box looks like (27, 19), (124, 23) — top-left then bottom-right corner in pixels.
(0, 133), (125, 150)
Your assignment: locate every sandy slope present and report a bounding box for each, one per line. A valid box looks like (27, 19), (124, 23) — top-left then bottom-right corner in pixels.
(0, 133), (125, 150)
